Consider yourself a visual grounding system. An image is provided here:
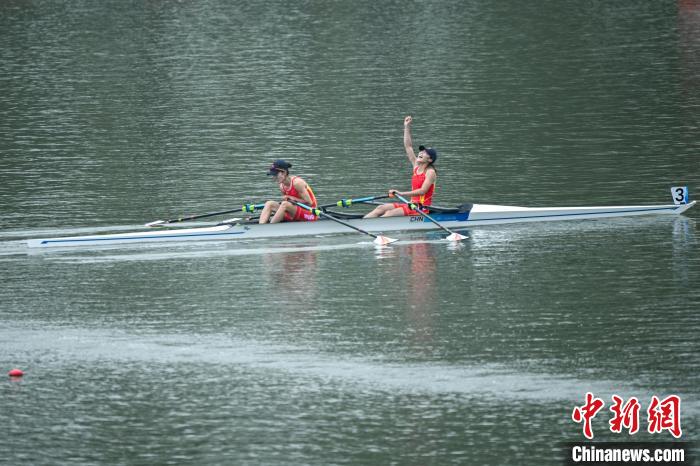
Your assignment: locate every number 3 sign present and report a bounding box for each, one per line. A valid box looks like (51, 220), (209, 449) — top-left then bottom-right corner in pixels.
(670, 186), (689, 205)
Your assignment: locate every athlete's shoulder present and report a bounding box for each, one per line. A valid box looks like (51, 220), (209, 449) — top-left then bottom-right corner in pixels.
(294, 176), (313, 191)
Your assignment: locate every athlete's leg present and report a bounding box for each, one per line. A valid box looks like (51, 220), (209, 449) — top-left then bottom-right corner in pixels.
(259, 200), (280, 224)
(364, 204), (396, 218)
(379, 207), (407, 217)
(270, 201), (297, 223)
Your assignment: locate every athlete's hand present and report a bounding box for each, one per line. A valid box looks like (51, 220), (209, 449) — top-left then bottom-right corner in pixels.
(404, 116), (412, 126)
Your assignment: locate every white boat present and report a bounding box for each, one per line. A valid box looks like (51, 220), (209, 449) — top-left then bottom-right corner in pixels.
(25, 199), (696, 248)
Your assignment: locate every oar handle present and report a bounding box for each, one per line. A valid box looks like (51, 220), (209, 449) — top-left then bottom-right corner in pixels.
(335, 195), (390, 208)
(242, 203), (266, 213)
(313, 195), (389, 210)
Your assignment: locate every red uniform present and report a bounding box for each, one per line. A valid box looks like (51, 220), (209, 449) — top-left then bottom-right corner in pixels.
(280, 176), (318, 221)
(394, 166), (435, 215)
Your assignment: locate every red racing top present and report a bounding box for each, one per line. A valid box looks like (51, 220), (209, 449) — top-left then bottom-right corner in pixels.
(280, 176), (317, 208)
(410, 166), (435, 206)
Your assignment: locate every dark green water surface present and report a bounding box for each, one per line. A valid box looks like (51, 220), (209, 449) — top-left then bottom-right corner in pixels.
(1, 1), (698, 464)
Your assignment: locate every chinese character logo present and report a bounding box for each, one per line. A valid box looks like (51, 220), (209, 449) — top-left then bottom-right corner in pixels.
(609, 395), (640, 434)
(572, 393), (682, 439)
(572, 392), (605, 439)
(647, 395), (682, 438)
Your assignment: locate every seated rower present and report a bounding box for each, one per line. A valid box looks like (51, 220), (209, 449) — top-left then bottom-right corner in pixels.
(259, 159), (319, 224)
(364, 115), (437, 218)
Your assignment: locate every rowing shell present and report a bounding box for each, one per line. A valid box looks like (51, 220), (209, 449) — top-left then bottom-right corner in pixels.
(25, 201), (696, 248)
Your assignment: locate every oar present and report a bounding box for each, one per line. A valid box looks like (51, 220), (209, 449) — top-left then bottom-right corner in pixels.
(146, 204), (265, 227)
(391, 192), (467, 241)
(332, 195), (390, 208)
(290, 200), (398, 245)
(308, 195), (390, 211)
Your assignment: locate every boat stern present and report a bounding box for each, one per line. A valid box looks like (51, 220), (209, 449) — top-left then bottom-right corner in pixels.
(674, 200), (696, 215)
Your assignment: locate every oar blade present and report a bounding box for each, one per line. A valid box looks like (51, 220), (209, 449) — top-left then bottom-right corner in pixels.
(445, 232), (468, 242)
(145, 220), (166, 227)
(373, 235), (399, 245)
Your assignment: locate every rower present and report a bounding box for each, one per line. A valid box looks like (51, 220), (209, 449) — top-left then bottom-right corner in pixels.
(259, 160), (319, 224)
(364, 115), (437, 218)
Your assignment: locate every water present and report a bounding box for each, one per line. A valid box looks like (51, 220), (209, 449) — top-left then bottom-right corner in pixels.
(1, 1), (699, 464)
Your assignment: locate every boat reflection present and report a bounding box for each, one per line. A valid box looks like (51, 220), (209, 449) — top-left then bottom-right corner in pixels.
(401, 241), (453, 348)
(405, 242), (437, 345)
(672, 216), (695, 287)
(262, 248), (319, 310)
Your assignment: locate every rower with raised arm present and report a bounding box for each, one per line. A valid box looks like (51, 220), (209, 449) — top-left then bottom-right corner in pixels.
(259, 160), (318, 224)
(364, 116), (437, 218)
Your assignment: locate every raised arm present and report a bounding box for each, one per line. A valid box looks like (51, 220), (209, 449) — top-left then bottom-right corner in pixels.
(403, 115), (417, 165)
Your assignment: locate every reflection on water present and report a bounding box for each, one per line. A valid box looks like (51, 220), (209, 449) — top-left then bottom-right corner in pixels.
(262, 248), (319, 311)
(671, 217), (696, 287)
(0, 323), (664, 403)
(404, 243), (438, 346)
(2, 215), (699, 464)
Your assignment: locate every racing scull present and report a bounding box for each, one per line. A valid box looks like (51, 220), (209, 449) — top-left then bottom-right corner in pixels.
(25, 199), (696, 248)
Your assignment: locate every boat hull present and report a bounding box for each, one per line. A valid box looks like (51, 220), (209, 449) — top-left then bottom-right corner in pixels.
(25, 201), (696, 248)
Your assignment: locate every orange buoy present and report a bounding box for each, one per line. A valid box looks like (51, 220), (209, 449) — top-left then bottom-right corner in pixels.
(8, 369), (24, 377)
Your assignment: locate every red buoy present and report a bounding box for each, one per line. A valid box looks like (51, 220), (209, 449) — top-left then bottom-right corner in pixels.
(8, 369), (24, 377)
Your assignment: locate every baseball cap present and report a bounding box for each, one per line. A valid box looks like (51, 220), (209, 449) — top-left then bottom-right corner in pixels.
(418, 145), (438, 162)
(267, 159), (292, 175)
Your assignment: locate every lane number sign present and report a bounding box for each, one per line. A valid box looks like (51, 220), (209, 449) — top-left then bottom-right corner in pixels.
(670, 186), (689, 205)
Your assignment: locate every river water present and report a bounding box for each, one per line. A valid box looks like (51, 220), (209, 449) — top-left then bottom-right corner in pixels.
(1, 1), (699, 464)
